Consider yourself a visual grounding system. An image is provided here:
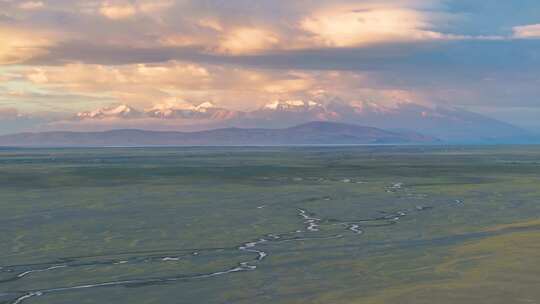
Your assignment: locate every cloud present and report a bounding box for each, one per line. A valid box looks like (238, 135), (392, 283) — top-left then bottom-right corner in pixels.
(0, 27), (57, 64)
(99, 2), (137, 20)
(197, 18), (224, 32)
(0, 0), (464, 63)
(98, 0), (174, 20)
(17, 58), (431, 114)
(18, 1), (45, 10)
(22, 62), (212, 110)
(0, 107), (20, 118)
(19, 62), (265, 109)
(300, 7), (443, 47)
(217, 27), (280, 55)
(513, 24), (540, 38)
(0, 0), (508, 65)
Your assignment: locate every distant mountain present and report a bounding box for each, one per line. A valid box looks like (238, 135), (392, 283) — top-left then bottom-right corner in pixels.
(0, 121), (438, 147)
(241, 100), (530, 143)
(70, 100), (533, 143)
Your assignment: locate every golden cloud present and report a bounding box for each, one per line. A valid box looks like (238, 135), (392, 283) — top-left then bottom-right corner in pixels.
(25, 62), (211, 91)
(19, 59), (422, 113)
(198, 18), (224, 32)
(300, 8), (445, 47)
(513, 24), (540, 38)
(217, 27), (280, 55)
(99, 0), (174, 20)
(16, 62), (337, 109)
(158, 5), (460, 54)
(99, 2), (137, 20)
(18, 1), (45, 10)
(158, 34), (201, 47)
(0, 27), (56, 65)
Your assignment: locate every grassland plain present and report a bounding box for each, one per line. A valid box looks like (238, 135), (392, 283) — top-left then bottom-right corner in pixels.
(1, 146), (540, 304)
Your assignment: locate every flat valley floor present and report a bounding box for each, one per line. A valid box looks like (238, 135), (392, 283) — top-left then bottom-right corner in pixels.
(1, 146), (540, 304)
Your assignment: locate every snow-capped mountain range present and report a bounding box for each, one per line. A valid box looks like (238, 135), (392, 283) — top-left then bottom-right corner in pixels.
(144, 101), (236, 119)
(77, 101), (238, 120)
(76, 104), (141, 119)
(73, 99), (532, 143)
(262, 100), (323, 111)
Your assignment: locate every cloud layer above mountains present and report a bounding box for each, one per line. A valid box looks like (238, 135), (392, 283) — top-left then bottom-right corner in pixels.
(1, 0), (540, 133)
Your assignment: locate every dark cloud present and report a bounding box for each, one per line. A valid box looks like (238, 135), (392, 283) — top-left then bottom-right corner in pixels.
(26, 42), (204, 65)
(29, 38), (540, 78)
(27, 38), (537, 65)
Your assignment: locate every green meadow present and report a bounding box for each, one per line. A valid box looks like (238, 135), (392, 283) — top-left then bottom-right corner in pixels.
(1, 146), (540, 304)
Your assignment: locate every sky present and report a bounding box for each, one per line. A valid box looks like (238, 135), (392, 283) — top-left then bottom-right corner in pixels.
(1, 0), (540, 133)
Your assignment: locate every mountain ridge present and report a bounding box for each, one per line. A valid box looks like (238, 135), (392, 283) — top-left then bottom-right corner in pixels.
(69, 100), (533, 143)
(0, 121), (438, 147)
